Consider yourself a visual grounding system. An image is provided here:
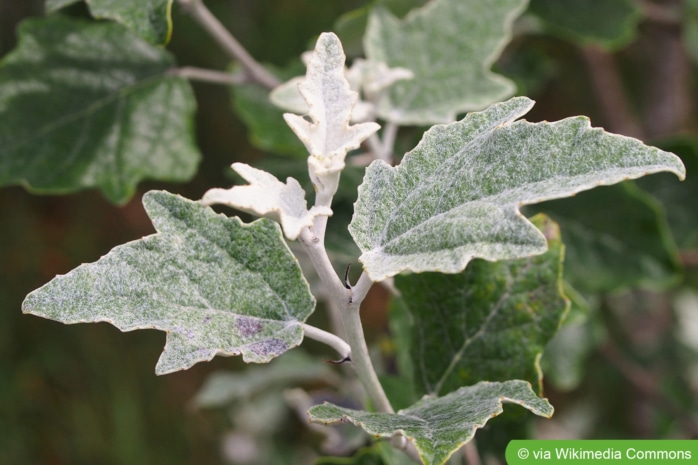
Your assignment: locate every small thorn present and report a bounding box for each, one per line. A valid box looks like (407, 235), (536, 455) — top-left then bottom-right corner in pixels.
(325, 355), (351, 365)
(344, 263), (352, 290)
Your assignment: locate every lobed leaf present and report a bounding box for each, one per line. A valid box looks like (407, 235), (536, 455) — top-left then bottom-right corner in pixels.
(529, 183), (681, 293)
(282, 33), (379, 195)
(0, 16), (199, 204)
(528, 0), (642, 51)
(636, 137), (698, 250)
(22, 191), (315, 374)
(364, 0), (526, 125)
(201, 163), (332, 240)
(309, 380), (553, 465)
(232, 82), (308, 158)
(392, 215), (568, 397)
(349, 97), (686, 282)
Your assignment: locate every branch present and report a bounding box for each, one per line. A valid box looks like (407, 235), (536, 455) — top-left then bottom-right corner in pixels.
(298, 228), (394, 414)
(578, 46), (643, 138)
(177, 0), (281, 89)
(341, 298), (395, 414)
(601, 342), (698, 436)
(302, 323), (351, 362)
(640, 0), (681, 25)
(167, 66), (244, 85)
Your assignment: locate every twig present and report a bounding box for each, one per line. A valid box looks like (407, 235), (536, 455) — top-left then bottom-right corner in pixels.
(299, 227), (394, 414)
(640, 0), (681, 25)
(302, 323), (351, 362)
(341, 296), (395, 413)
(167, 66), (244, 85)
(365, 122), (399, 164)
(177, 0), (281, 89)
(380, 121), (399, 163)
(578, 46), (643, 138)
(601, 342), (698, 436)
(641, 9), (691, 138)
(462, 440), (482, 465)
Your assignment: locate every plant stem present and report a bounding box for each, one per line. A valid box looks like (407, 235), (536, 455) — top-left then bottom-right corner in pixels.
(299, 228), (394, 414)
(301, 323), (351, 362)
(381, 121), (399, 162)
(340, 297), (395, 413)
(299, 228), (346, 298)
(177, 0), (281, 89)
(167, 66), (243, 85)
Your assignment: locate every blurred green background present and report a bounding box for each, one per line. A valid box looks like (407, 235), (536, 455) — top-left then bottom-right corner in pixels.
(1, 1), (697, 464)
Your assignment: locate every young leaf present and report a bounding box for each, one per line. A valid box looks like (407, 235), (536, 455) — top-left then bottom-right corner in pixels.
(201, 163), (332, 240)
(349, 97), (686, 282)
(282, 33), (380, 201)
(0, 16), (199, 204)
(309, 380), (553, 465)
(22, 191), (315, 375)
(392, 214), (568, 397)
(364, 0), (526, 125)
(86, 0), (174, 45)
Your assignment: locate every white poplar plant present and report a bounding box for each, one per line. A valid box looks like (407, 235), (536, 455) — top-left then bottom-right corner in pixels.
(21, 2), (686, 464)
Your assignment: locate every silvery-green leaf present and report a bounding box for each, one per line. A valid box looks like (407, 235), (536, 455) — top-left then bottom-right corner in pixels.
(309, 380), (553, 465)
(364, 0), (526, 125)
(201, 163), (332, 240)
(0, 16), (199, 204)
(346, 59), (413, 107)
(86, 0), (174, 45)
(392, 215), (567, 397)
(282, 33), (379, 198)
(22, 191), (315, 375)
(349, 97), (686, 282)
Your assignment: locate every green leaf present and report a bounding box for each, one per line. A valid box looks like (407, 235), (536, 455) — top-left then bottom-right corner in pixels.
(530, 182), (681, 293)
(0, 16), (199, 204)
(333, 0), (427, 58)
(636, 137), (698, 250)
(364, 0), (526, 125)
(232, 82), (308, 158)
(349, 97), (686, 282)
(86, 0), (174, 45)
(193, 351), (338, 408)
(22, 191), (315, 375)
(45, 0), (82, 13)
(528, 0), (642, 51)
(309, 380), (553, 465)
(542, 314), (604, 392)
(392, 215), (568, 397)
(316, 442), (414, 465)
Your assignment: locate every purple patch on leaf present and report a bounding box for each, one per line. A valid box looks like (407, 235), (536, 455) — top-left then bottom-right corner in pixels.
(248, 339), (288, 357)
(235, 316), (264, 338)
